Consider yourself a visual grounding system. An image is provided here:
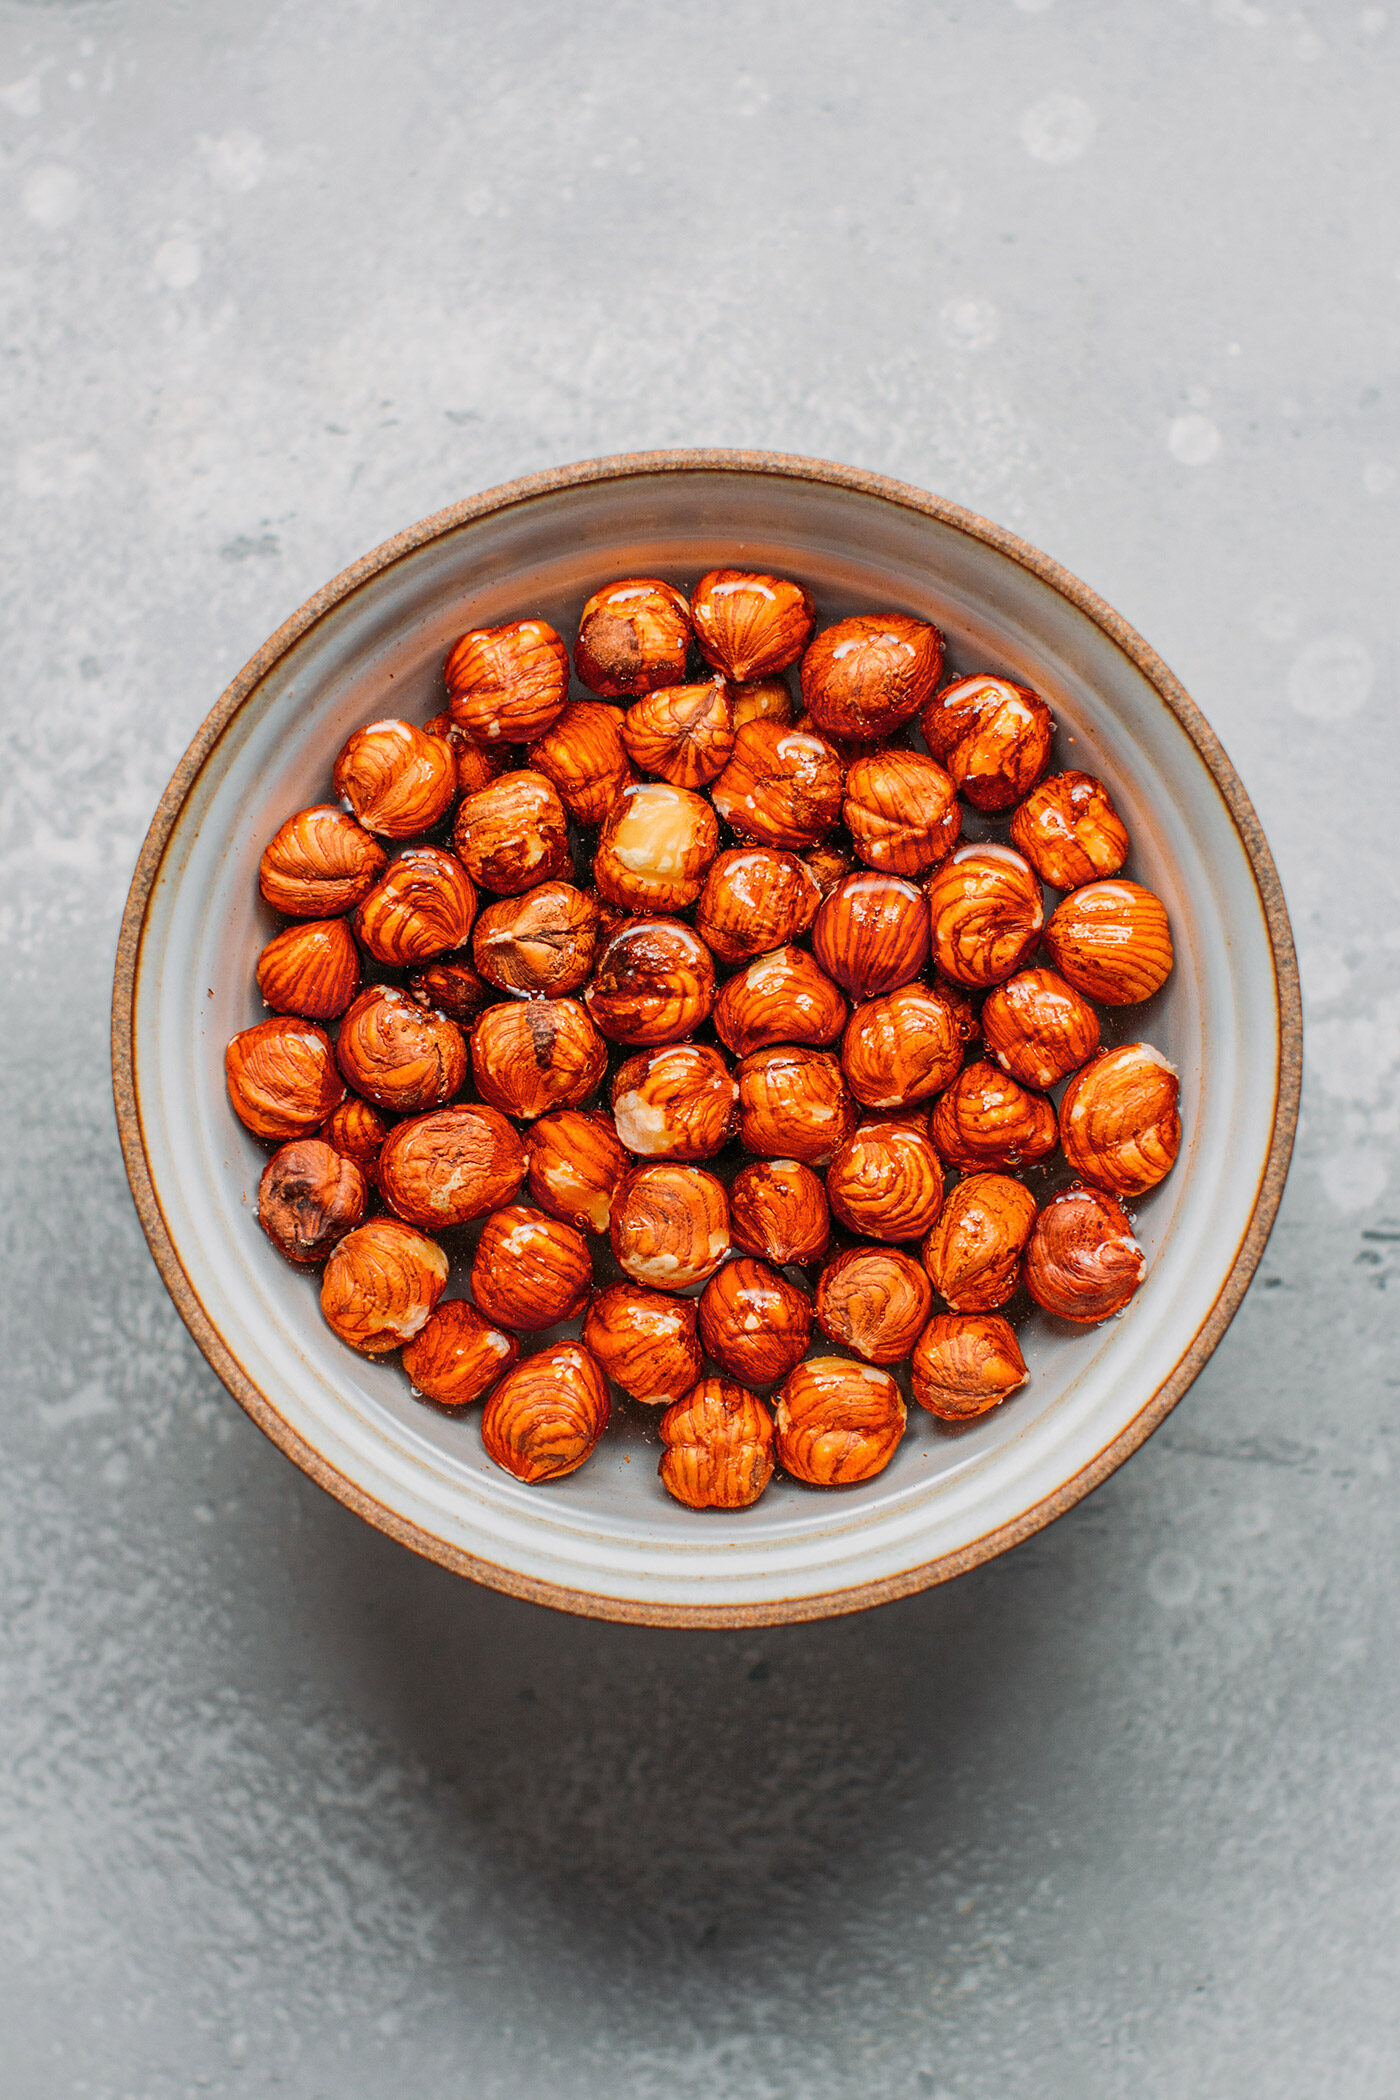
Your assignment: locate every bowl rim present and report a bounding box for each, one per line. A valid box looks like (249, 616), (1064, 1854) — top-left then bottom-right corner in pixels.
(111, 447), (1302, 1628)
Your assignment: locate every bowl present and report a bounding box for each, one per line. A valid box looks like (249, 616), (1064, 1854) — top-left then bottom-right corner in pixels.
(112, 450), (1300, 1627)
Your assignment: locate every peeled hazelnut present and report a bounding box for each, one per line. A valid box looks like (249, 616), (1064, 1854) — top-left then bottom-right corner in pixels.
(812, 871), (930, 1000)
(920, 1172), (1037, 1312)
(694, 847), (821, 965)
(710, 720), (845, 850)
(527, 699), (632, 826)
(698, 1258), (812, 1386)
(525, 1108), (630, 1233)
(452, 770), (569, 896)
(258, 806), (387, 919)
(611, 1042), (737, 1161)
(353, 845), (478, 966)
(226, 1016), (345, 1140)
(800, 613), (944, 742)
(585, 918), (716, 1046)
(981, 967), (1100, 1091)
(573, 577), (692, 697)
(802, 843), (852, 899)
(337, 986), (467, 1115)
(401, 1299), (518, 1409)
(714, 946), (847, 1058)
(257, 1139), (366, 1265)
(659, 1378), (776, 1510)
(318, 1096), (389, 1179)
(814, 1246), (932, 1365)
(406, 955), (492, 1025)
(472, 881), (599, 997)
(470, 998), (606, 1119)
(1010, 769), (1129, 891)
(840, 982), (968, 1110)
(827, 1122), (945, 1242)
(321, 1217), (448, 1354)
(424, 710), (504, 796)
(923, 675), (1053, 813)
(622, 676), (736, 789)
(376, 1104), (527, 1227)
(928, 1059), (1058, 1172)
(583, 1283), (703, 1404)
(332, 717), (457, 838)
(773, 1356), (906, 1486)
(731, 677), (793, 732)
(843, 749), (961, 875)
(1024, 1187), (1146, 1323)
(592, 780), (718, 913)
(1059, 1042), (1182, 1197)
(446, 618), (570, 744)
(737, 1046), (857, 1168)
(690, 569), (815, 682)
(471, 1204), (593, 1331)
(926, 845), (1044, 988)
(480, 1341), (610, 1483)
(911, 1314), (1028, 1420)
(255, 917), (361, 1020)
(728, 1158), (830, 1265)
(1044, 880), (1174, 1005)
(610, 1163), (730, 1292)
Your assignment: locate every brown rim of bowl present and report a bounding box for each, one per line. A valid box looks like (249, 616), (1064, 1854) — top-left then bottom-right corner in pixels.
(111, 448), (1302, 1629)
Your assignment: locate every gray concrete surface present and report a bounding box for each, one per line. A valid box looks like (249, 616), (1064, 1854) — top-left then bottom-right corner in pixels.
(2, 2), (1397, 2094)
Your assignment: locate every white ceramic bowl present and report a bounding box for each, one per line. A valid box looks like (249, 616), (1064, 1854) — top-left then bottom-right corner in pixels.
(113, 451), (1299, 1626)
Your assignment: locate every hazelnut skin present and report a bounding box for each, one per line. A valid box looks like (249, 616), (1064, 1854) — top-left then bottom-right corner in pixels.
(920, 1172), (1038, 1312)
(332, 717), (457, 838)
(981, 968), (1100, 1091)
(800, 613), (944, 742)
(611, 1042), (737, 1161)
(689, 569), (815, 682)
(583, 1283), (704, 1405)
(592, 780), (718, 914)
(525, 1109), (631, 1234)
(1044, 880), (1174, 1006)
(255, 917), (361, 1020)
(827, 1122), (946, 1243)
(694, 847), (821, 966)
(257, 1139), (366, 1265)
(471, 1204), (593, 1331)
(731, 677), (794, 732)
(226, 1016), (345, 1140)
(710, 720), (845, 850)
(738, 1047), (857, 1169)
(728, 1158), (830, 1266)
(446, 618), (570, 744)
(802, 843), (852, 899)
(840, 982), (968, 1110)
(926, 845), (1045, 988)
(773, 1356), (907, 1486)
(573, 577), (692, 697)
(911, 1314), (1028, 1420)
(336, 986), (467, 1115)
(585, 918), (716, 1046)
(621, 676), (736, 789)
(698, 1258), (813, 1386)
(928, 1059), (1058, 1172)
(843, 749), (961, 876)
(812, 871), (930, 1000)
(713, 946), (847, 1058)
(258, 806), (387, 919)
(317, 1096), (389, 1179)
(610, 1163), (731, 1292)
(814, 1246), (932, 1365)
(376, 1104), (527, 1228)
(353, 845), (478, 966)
(470, 998), (607, 1120)
(659, 1378), (776, 1511)
(402, 1298), (519, 1410)
(452, 770), (570, 896)
(1010, 769), (1129, 891)
(1024, 1187), (1146, 1323)
(406, 954), (493, 1025)
(472, 881), (599, 997)
(527, 699), (633, 826)
(1059, 1043), (1182, 1198)
(424, 710), (504, 796)
(480, 1341), (611, 1483)
(920, 675), (1053, 813)
(321, 1217), (449, 1354)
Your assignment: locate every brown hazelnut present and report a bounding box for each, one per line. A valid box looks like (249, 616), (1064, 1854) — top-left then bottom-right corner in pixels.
(610, 1162), (730, 1292)
(1010, 769), (1129, 891)
(800, 613), (944, 742)
(592, 780), (718, 913)
(713, 946), (847, 1058)
(446, 618), (570, 744)
(452, 770), (570, 896)
(1024, 1187), (1146, 1323)
(920, 1172), (1037, 1312)
(226, 1016), (345, 1140)
(773, 1356), (906, 1486)
(353, 846), (478, 966)
(911, 1314), (1028, 1420)
(471, 1204), (593, 1330)
(659, 1378), (776, 1510)
(424, 710), (504, 796)
(255, 917), (361, 1020)
(694, 847), (821, 965)
(921, 675), (1053, 813)
(258, 806), (387, 918)
(1044, 880), (1174, 1005)
(611, 1042), (737, 1161)
(710, 720), (845, 850)
(1059, 1042), (1182, 1198)
(926, 845), (1044, 988)
(470, 998), (606, 1119)
(812, 871), (930, 1000)
(583, 1283), (703, 1404)
(525, 1109), (630, 1234)
(321, 1217), (449, 1354)
(690, 569), (816, 682)
(801, 843), (853, 899)
(573, 577), (692, 697)
(737, 1046), (857, 1168)
(728, 1158), (830, 1265)
(471, 880), (599, 997)
(981, 968), (1100, 1090)
(928, 1059), (1058, 1171)
(813, 1246), (932, 1364)
(406, 954), (493, 1025)
(480, 1341), (610, 1483)
(827, 1122), (945, 1243)
(584, 918), (716, 1046)
(336, 986), (467, 1115)
(840, 982), (968, 1110)
(401, 1299), (518, 1409)
(257, 1139), (366, 1265)
(376, 1104), (527, 1227)
(843, 749), (961, 875)
(698, 1258), (813, 1386)
(332, 717), (457, 838)
(621, 676), (736, 789)
(527, 699), (632, 825)
(731, 677), (794, 732)
(317, 1096), (389, 1179)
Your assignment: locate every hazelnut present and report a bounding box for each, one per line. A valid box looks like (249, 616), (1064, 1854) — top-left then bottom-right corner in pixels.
(320, 1217), (449, 1354)
(376, 1104), (527, 1227)
(472, 880), (599, 997)
(840, 982), (968, 1110)
(622, 676), (737, 790)
(226, 1016), (345, 1140)
(928, 1059), (1058, 1172)
(814, 1246), (932, 1365)
(920, 1172), (1037, 1312)
(694, 847), (821, 966)
(528, 699), (633, 826)
(406, 954), (493, 1025)
(923, 675), (1053, 813)
(812, 871), (930, 1000)
(583, 1283), (703, 1404)
(585, 918), (716, 1045)
(480, 1341), (611, 1483)
(698, 1258), (813, 1386)
(689, 569), (816, 682)
(336, 986), (467, 1115)
(911, 1314), (1028, 1420)
(255, 917), (361, 1020)
(827, 1122), (945, 1243)
(659, 1377), (776, 1511)
(1010, 769), (1129, 891)
(525, 1108), (631, 1233)
(317, 1096), (389, 1179)
(573, 577), (692, 697)
(353, 845), (478, 966)
(926, 845), (1044, 988)
(610, 1162), (730, 1292)
(800, 612), (944, 742)
(424, 710), (504, 796)
(258, 806), (387, 918)
(773, 1356), (907, 1486)
(332, 717), (457, 838)
(592, 780), (718, 913)
(470, 998), (607, 1120)
(446, 618), (570, 744)
(257, 1139), (366, 1265)
(452, 770), (570, 896)
(801, 843), (852, 899)
(981, 968), (1100, 1091)
(713, 946), (847, 1058)
(731, 677), (794, 732)
(710, 720), (845, 850)
(1024, 1187), (1146, 1323)
(401, 1299), (519, 1410)
(471, 1204), (593, 1331)
(737, 1045), (857, 1168)
(728, 1158), (830, 1265)
(843, 749), (961, 875)
(1059, 1042), (1182, 1198)
(611, 1042), (737, 1161)
(1044, 880), (1174, 1005)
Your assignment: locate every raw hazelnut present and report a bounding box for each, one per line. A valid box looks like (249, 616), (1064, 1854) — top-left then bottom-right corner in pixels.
(424, 710), (504, 796)
(480, 1341), (611, 1483)
(255, 917), (361, 1020)
(406, 955), (493, 1024)
(452, 770), (570, 896)
(401, 1299), (518, 1409)
(376, 1104), (527, 1227)
(926, 845), (1044, 988)
(911, 1314), (1028, 1420)
(1044, 880), (1174, 1005)
(226, 1016), (345, 1140)
(321, 1217), (449, 1354)
(690, 569), (815, 681)
(713, 946), (847, 1058)
(737, 1046), (857, 1168)
(621, 676), (736, 789)
(827, 1122), (945, 1242)
(336, 986), (467, 1115)
(1024, 1187), (1146, 1323)
(610, 1162), (730, 1292)
(981, 967), (1100, 1090)
(258, 806), (387, 918)
(698, 1258), (813, 1386)
(928, 1059), (1058, 1171)
(840, 982), (968, 1110)
(728, 1158), (830, 1265)
(710, 720), (845, 849)
(525, 1108), (630, 1233)
(353, 845), (478, 966)
(446, 618), (570, 744)
(573, 577), (692, 696)
(257, 1139), (366, 1265)
(773, 1356), (906, 1486)
(801, 843), (852, 899)
(470, 998), (607, 1119)
(472, 880), (599, 997)
(585, 918), (716, 1045)
(920, 1172), (1037, 1312)
(812, 871), (930, 1000)
(592, 780), (718, 913)
(921, 675), (1053, 812)
(731, 677), (793, 732)
(528, 699), (633, 827)
(471, 1204), (593, 1330)
(611, 1042), (737, 1161)
(659, 1378), (776, 1510)
(800, 613), (944, 742)
(814, 1246), (932, 1365)
(317, 1096), (389, 1178)
(843, 749), (961, 875)
(583, 1283), (703, 1404)
(1059, 1042), (1182, 1197)
(694, 847), (821, 965)
(332, 717), (457, 838)
(1010, 769), (1129, 891)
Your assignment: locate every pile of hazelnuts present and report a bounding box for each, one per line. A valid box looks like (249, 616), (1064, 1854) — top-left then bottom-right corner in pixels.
(225, 569), (1182, 1510)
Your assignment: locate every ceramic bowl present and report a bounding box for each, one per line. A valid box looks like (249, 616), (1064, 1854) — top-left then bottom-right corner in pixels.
(113, 451), (1300, 1626)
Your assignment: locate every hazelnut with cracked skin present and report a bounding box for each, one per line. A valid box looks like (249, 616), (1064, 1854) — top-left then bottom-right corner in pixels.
(332, 717), (457, 838)
(480, 1341), (610, 1483)
(920, 674), (1053, 813)
(471, 998), (606, 1120)
(814, 1246), (932, 1365)
(982, 967), (1100, 1091)
(573, 577), (692, 697)
(471, 1204), (593, 1331)
(406, 954), (492, 1025)
(827, 1122), (945, 1243)
(698, 1259), (813, 1386)
(424, 710), (504, 796)
(843, 749), (961, 876)
(585, 918), (716, 1045)
(592, 780), (719, 913)
(921, 1172), (1037, 1312)
(1059, 1042), (1181, 1198)
(774, 1356), (907, 1486)
(401, 1299), (518, 1410)
(840, 982), (968, 1110)
(452, 770), (570, 897)
(710, 720), (845, 850)
(694, 847), (821, 966)
(446, 618), (570, 744)
(321, 1217), (449, 1354)
(317, 1096), (389, 1179)
(728, 1157), (830, 1265)
(659, 1378), (776, 1511)
(911, 1314), (1028, 1420)
(802, 842), (852, 899)
(611, 1042), (737, 1161)
(813, 871), (930, 1000)
(337, 986), (467, 1115)
(583, 1283), (703, 1404)
(690, 569), (815, 682)
(525, 1109), (630, 1233)
(226, 1016), (345, 1140)
(257, 1139), (366, 1265)
(258, 806), (387, 918)
(800, 613), (944, 742)
(527, 699), (632, 826)
(472, 881), (599, 998)
(1024, 1187), (1146, 1323)
(255, 917), (361, 1020)
(610, 1162), (730, 1292)
(1044, 880), (1174, 1005)
(622, 676), (735, 789)
(353, 845), (477, 966)
(376, 1104), (527, 1228)
(714, 946), (847, 1058)
(731, 677), (793, 732)
(926, 845), (1044, 988)
(928, 1059), (1058, 1172)
(1010, 769), (1129, 891)
(737, 1046), (858, 1168)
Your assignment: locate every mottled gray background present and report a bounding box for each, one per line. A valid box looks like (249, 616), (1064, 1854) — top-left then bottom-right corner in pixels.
(2, 2), (1397, 2094)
